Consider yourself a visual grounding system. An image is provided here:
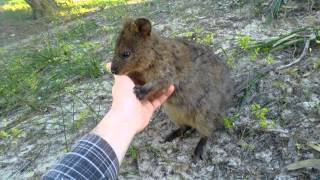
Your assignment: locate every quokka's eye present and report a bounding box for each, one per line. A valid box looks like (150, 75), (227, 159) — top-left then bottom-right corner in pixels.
(122, 51), (131, 59)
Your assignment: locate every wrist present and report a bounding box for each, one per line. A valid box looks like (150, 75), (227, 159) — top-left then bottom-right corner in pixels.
(105, 109), (138, 135)
(91, 110), (137, 163)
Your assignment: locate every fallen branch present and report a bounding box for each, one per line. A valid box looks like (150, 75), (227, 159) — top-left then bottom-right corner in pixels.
(276, 39), (310, 70)
(308, 143), (320, 152)
(287, 159), (320, 170)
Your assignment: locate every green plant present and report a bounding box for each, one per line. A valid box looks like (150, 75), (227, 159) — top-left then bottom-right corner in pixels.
(238, 140), (255, 152)
(223, 114), (239, 129)
(128, 146), (138, 160)
(248, 27), (319, 52)
(0, 130), (9, 140)
(226, 55), (236, 69)
(75, 108), (91, 129)
(0, 38), (102, 112)
(221, 48), (236, 69)
(0, 127), (26, 142)
(295, 143), (302, 155)
(10, 127), (23, 138)
(272, 80), (284, 89)
(250, 103), (269, 129)
(268, 0), (283, 20)
(0, 0), (30, 23)
(250, 47), (260, 61)
(56, 20), (98, 41)
(196, 32), (214, 46)
(181, 27), (214, 46)
(223, 118), (233, 129)
(265, 54), (274, 64)
(238, 35), (252, 50)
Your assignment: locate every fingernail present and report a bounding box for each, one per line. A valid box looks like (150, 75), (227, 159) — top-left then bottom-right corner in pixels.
(106, 63), (112, 71)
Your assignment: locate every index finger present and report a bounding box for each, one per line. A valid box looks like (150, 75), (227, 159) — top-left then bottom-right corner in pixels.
(106, 62), (112, 72)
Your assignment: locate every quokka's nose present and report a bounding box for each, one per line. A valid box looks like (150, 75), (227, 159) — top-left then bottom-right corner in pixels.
(110, 65), (118, 74)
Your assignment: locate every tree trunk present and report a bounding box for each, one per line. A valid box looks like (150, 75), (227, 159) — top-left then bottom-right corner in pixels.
(24, 0), (58, 19)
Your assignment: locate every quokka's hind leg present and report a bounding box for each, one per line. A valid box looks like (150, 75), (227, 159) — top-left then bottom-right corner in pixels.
(163, 125), (191, 142)
(192, 136), (208, 163)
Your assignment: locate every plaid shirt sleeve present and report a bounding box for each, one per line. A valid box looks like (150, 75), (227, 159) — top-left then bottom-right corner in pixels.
(42, 134), (119, 180)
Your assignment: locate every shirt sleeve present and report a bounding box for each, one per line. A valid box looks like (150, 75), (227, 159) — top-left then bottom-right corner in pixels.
(42, 133), (119, 180)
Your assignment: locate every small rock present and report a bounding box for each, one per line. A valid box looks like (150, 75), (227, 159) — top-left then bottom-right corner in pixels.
(152, 166), (166, 177)
(216, 132), (231, 144)
(177, 155), (189, 163)
(309, 118), (317, 122)
(286, 87), (293, 94)
(227, 157), (241, 167)
(272, 160), (280, 169)
(18, 145), (34, 156)
(210, 147), (228, 163)
(139, 158), (152, 172)
(281, 109), (294, 120)
(255, 150), (272, 163)
(303, 153), (314, 159)
(206, 165), (214, 172)
(300, 101), (318, 111)
(274, 175), (294, 180)
(304, 15), (318, 26)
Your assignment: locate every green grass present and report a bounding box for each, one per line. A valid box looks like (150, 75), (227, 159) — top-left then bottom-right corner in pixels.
(237, 27), (319, 64)
(0, 0), (158, 127)
(268, 0), (283, 20)
(238, 35), (251, 50)
(55, 0), (133, 20)
(0, 0), (152, 114)
(250, 103), (275, 129)
(0, 0), (133, 22)
(223, 114), (239, 129)
(246, 27), (320, 52)
(0, 0), (30, 24)
(0, 24), (103, 112)
(179, 27), (215, 46)
(128, 146), (138, 160)
(55, 19), (99, 41)
(0, 0), (142, 46)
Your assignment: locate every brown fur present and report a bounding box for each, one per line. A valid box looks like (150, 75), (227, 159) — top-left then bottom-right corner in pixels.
(111, 18), (234, 161)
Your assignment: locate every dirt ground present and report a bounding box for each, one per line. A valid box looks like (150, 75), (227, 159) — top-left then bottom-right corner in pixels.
(0, 0), (319, 179)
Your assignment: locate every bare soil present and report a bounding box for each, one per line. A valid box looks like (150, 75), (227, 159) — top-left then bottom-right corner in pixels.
(0, 0), (319, 179)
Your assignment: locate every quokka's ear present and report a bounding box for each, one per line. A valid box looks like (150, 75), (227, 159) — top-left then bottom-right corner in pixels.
(122, 18), (138, 33)
(134, 18), (152, 38)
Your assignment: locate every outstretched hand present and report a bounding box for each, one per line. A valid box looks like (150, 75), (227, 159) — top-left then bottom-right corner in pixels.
(92, 63), (174, 162)
(111, 75), (174, 133)
(108, 68), (175, 133)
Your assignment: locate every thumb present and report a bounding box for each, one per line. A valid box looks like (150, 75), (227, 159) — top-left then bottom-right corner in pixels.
(150, 85), (175, 109)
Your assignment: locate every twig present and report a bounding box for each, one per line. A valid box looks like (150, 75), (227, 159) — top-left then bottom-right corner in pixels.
(59, 92), (69, 152)
(287, 159), (320, 170)
(68, 91), (100, 117)
(264, 128), (289, 134)
(9, 145), (45, 178)
(276, 39), (310, 70)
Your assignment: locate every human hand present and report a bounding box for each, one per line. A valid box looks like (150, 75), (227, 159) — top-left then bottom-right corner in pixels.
(92, 63), (174, 163)
(106, 63), (174, 134)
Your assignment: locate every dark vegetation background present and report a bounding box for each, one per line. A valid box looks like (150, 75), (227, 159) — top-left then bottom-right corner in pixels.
(0, 0), (319, 179)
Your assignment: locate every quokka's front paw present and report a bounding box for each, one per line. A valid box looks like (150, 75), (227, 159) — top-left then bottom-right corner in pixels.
(133, 85), (149, 100)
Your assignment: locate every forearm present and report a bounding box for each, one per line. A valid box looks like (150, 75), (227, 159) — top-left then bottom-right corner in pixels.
(91, 109), (137, 163)
(42, 73), (173, 180)
(42, 134), (119, 180)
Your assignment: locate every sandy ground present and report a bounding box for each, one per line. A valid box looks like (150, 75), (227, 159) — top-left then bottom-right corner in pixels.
(0, 0), (319, 179)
